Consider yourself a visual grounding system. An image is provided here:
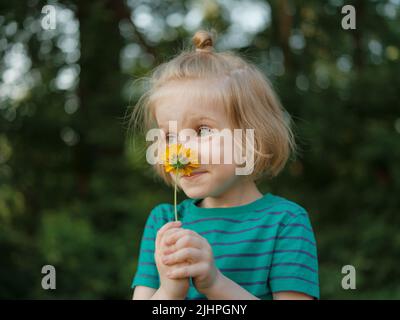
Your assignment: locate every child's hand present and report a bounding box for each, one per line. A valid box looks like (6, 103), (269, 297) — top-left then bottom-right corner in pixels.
(161, 228), (221, 295)
(154, 221), (190, 299)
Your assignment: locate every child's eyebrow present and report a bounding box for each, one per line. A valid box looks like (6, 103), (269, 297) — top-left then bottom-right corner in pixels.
(157, 116), (218, 131)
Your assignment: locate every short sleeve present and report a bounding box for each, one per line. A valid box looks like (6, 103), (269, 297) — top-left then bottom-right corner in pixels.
(131, 208), (160, 290)
(268, 212), (320, 299)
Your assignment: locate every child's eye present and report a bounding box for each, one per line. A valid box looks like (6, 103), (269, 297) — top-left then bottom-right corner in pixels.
(198, 125), (213, 137)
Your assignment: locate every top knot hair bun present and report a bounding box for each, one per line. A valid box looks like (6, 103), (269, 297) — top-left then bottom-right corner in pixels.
(192, 30), (215, 53)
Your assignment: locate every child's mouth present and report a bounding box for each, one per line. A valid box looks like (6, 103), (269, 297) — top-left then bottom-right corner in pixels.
(183, 171), (207, 179)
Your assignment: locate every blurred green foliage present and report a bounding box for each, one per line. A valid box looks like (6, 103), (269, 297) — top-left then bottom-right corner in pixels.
(0, 0), (399, 299)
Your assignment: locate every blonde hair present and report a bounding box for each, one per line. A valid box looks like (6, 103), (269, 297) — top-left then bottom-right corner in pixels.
(129, 29), (296, 187)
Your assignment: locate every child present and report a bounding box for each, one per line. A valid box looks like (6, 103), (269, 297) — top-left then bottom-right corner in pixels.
(130, 30), (319, 300)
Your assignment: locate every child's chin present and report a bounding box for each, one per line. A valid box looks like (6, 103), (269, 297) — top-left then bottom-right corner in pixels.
(181, 186), (210, 200)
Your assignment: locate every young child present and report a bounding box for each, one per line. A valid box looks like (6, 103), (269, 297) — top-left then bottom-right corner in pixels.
(131, 30), (319, 300)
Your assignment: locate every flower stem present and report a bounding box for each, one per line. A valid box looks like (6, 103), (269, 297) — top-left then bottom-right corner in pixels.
(174, 171), (178, 221)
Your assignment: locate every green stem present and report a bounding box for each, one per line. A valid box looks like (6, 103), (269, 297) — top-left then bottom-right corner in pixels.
(174, 171), (178, 221)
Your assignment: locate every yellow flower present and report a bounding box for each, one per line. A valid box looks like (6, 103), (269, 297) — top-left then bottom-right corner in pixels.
(161, 143), (200, 221)
(162, 143), (200, 176)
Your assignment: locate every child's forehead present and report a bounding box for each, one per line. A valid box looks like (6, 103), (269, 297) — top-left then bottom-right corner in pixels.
(153, 80), (228, 120)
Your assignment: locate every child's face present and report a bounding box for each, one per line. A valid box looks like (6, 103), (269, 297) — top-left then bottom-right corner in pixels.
(154, 81), (242, 199)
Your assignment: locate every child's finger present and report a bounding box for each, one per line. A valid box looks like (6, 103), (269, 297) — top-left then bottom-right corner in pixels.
(155, 221), (182, 251)
(162, 247), (203, 265)
(161, 227), (185, 247)
(172, 260), (190, 269)
(164, 228), (200, 246)
(164, 234), (203, 254)
(156, 221), (181, 250)
(166, 262), (205, 279)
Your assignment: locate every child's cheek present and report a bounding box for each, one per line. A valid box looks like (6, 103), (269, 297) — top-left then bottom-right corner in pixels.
(197, 138), (212, 164)
(196, 133), (236, 166)
(198, 136), (224, 165)
(210, 134), (235, 165)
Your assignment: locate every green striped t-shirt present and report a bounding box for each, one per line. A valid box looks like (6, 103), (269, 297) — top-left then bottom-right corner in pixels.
(131, 193), (320, 299)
